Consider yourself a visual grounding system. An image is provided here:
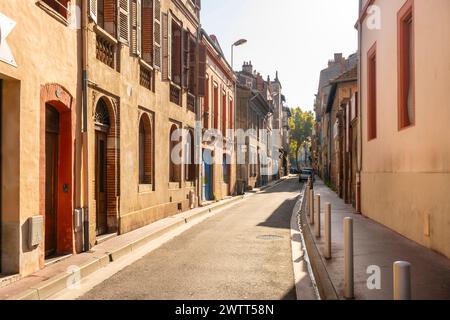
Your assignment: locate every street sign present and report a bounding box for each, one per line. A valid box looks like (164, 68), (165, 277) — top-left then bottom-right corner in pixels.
(0, 12), (17, 67)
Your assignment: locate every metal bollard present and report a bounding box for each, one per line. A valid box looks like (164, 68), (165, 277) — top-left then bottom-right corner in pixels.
(344, 217), (354, 299)
(393, 261), (412, 300)
(324, 203), (331, 259)
(315, 194), (321, 238)
(309, 189), (315, 225)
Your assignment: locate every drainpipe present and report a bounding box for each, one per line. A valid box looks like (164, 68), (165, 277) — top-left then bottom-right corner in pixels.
(196, 24), (202, 207)
(356, 0), (363, 214)
(81, 0), (90, 251)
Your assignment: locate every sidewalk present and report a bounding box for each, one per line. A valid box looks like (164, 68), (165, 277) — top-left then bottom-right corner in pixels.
(0, 178), (286, 301)
(301, 179), (450, 300)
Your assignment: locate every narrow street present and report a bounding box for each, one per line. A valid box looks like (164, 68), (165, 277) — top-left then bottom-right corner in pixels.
(76, 178), (302, 300)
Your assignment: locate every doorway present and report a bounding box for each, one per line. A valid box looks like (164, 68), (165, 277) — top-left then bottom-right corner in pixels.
(202, 150), (213, 201)
(95, 131), (108, 235)
(94, 97), (112, 236)
(45, 105), (60, 257)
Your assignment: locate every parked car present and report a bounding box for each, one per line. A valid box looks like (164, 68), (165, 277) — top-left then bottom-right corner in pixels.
(290, 168), (299, 175)
(299, 168), (314, 182)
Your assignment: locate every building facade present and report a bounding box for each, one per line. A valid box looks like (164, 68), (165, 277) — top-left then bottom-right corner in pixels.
(236, 62), (279, 191)
(200, 31), (236, 202)
(0, 0), (82, 276)
(357, 0), (450, 258)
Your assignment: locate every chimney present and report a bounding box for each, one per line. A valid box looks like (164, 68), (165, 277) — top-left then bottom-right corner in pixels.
(242, 61), (253, 74)
(334, 53), (343, 63)
(256, 73), (264, 92)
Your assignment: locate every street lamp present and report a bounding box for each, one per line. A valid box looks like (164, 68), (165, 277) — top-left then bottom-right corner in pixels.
(231, 38), (247, 195)
(231, 39), (247, 70)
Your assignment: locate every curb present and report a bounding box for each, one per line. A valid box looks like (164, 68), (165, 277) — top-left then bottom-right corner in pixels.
(8, 179), (287, 300)
(298, 184), (339, 300)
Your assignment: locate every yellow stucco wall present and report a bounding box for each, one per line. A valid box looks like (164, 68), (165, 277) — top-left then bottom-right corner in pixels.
(360, 0), (450, 258)
(0, 1), (81, 275)
(86, 0), (200, 241)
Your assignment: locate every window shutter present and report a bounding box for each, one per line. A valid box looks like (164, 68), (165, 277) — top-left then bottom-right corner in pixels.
(161, 12), (171, 81)
(142, 0), (153, 63)
(197, 43), (207, 97)
(131, 0), (138, 54)
(182, 30), (190, 89)
(137, 0), (142, 56)
(104, 0), (117, 36)
(89, 0), (98, 23)
(188, 36), (196, 93)
(118, 0), (129, 43)
(153, 0), (161, 68)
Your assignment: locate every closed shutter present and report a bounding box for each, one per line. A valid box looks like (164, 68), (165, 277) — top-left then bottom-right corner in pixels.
(161, 12), (171, 81)
(131, 0), (137, 54)
(188, 36), (196, 93)
(172, 23), (181, 85)
(182, 30), (190, 89)
(104, 0), (116, 36)
(118, 0), (129, 43)
(142, 0), (153, 63)
(137, 0), (142, 56)
(153, 0), (161, 68)
(197, 43), (206, 97)
(89, 0), (98, 23)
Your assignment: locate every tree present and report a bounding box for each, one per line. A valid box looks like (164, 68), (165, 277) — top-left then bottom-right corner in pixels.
(289, 108), (315, 169)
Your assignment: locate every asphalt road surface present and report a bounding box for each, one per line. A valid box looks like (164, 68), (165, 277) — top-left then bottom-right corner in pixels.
(80, 178), (302, 300)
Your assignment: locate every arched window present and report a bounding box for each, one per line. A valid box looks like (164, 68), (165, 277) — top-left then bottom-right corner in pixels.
(169, 124), (182, 183)
(139, 114), (153, 185)
(185, 129), (195, 181)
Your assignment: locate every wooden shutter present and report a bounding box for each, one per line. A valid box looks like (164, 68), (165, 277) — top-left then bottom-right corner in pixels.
(153, 0), (161, 68)
(118, 0), (129, 43)
(137, 0), (142, 55)
(142, 0), (153, 63)
(104, 0), (117, 36)
(188, 36), (196, 93)
(197, 42), (206, 97)
(182, 30), (190, 89)
(89, 0), (98, 23)
(161, 12), (171, 81)
(131, 0), (138, 54)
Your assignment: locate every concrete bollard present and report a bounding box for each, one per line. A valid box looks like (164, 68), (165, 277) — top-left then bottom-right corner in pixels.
(324, 203), (331, 259)
(344, 217), (354, 299)
(393, 261), (412, 300)
(309, 189), (315, 225)
(315, 194), (321, 238)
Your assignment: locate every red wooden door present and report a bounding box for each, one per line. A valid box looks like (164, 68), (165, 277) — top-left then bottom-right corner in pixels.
(95, 131), (108, 235)
(45, 105), (60, 257)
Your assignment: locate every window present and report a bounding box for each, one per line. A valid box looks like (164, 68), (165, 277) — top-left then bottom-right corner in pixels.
(222, 93), (227, 137)
(43, 0), (70, 19)
(367, 44), (377, 141)
(204, 78), (210, 129)
(139, 114), (153, 185)
(171, 20), (182, 85)
(213, 84), (219, 130)
(169, 124), (182, 183)
(223, 154), (230, 184)
(398, 0), (415, 129)
(229, 98), (234, 130)
(185, 129), (195, 182)
(97, 0), (118, 36)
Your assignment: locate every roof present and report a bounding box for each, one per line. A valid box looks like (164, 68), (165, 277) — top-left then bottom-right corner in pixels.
(330, 66), (357, 84)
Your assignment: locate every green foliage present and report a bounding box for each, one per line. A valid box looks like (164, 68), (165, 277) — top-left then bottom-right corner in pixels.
(289, 107), (315, 168)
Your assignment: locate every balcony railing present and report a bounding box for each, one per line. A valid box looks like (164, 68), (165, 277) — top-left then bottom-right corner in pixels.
(140, 61), (154, 91)
(187, 93), (196, 112)
(170, 83), (182, 106)
(95, 26), (118, 70)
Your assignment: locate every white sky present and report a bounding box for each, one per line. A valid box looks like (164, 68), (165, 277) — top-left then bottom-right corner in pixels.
(201, 0), (359, 111)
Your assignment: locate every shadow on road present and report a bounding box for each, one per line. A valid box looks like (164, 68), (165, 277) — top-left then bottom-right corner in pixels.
(257, 198), (298, 230)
